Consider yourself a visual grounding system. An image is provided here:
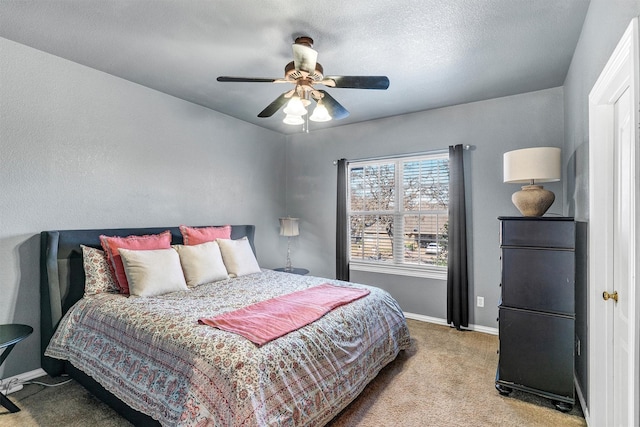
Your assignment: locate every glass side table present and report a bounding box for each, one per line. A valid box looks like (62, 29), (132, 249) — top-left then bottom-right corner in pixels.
(0, 324), (33, 413)
(273, 267), (309, 275)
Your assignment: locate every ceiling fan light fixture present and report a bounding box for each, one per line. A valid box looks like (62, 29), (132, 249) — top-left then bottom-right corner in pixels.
(309, 103), (332, 122)
(283, 114), (305, 125)
(283, 96), (308, 116)
(218, 37), (387, 124)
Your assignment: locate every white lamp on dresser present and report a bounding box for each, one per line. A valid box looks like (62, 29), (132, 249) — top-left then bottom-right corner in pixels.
(503, 147), (561, 217)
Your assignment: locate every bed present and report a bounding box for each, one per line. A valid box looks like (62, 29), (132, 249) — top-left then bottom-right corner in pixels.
(40, 225), (411, 426)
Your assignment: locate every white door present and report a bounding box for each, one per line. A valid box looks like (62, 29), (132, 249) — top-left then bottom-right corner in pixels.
(611, 83), (634, 427)
(588, 17), (639, 427)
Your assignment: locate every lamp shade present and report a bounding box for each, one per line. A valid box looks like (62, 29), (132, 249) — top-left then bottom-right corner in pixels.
(503, 147), (561, 184)
(279, 217), (300, 237)
(283, 96), (308, 116)
(309, 102), (332, 122)
(283, 114), (305, 125)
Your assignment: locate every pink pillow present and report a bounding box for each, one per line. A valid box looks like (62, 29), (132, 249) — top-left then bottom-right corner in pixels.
(179, 225), (231, 245)
(99, 230), (172, 294)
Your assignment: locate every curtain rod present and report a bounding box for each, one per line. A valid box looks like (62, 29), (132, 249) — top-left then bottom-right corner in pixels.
(332, 144), (473, 165)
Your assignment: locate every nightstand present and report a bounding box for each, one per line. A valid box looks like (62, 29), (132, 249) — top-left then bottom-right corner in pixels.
(0, 324), (33, 413)
(273, 267), (309, 275)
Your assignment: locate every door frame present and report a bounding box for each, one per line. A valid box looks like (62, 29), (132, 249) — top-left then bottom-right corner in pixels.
(588, 17), (639, 427)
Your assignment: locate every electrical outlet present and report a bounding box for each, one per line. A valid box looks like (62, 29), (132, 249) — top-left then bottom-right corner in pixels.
(477, 296), (485, 308)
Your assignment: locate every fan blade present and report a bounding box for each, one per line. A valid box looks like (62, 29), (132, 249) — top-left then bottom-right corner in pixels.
(292, 44), (318, 74)
(217, 76), (279, 83)
(257, 92), (290, 118)
(316, 90), (349, 120)
(323, 76), (390, 90)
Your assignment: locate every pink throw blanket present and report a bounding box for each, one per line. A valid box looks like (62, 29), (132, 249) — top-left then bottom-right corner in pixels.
(198, 283), (370, 345)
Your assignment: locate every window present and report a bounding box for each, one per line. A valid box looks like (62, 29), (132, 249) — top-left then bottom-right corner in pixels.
(348, 152), (449, 277)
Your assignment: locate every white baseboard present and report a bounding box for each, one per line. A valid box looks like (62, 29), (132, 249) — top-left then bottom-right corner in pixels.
(0, 368), (47, 395)
(404, 312), (499, 335)
(575, 377), (590, 426)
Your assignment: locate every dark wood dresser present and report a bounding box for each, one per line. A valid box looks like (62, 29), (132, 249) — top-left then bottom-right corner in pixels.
(495, 216), (575, 412)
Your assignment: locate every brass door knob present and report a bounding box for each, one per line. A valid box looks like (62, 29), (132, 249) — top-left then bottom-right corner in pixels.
(603, 290), (618, 302)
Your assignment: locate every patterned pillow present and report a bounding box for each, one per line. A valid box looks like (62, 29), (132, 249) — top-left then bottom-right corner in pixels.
(81, 245), (119, 297)
(100, 231), (173, 294)
(179, 225), (231, 245)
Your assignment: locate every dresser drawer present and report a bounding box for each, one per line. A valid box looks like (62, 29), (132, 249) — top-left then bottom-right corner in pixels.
(502, 248), (575, 314)
(500, 219), (575, 249)
(498, 307), (574, 400)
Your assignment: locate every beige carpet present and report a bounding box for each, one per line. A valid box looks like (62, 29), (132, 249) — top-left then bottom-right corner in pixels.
(1, 319), (585, 426)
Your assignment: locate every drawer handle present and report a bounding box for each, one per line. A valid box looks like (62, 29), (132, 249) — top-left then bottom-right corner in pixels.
(602, 290), (618, 303)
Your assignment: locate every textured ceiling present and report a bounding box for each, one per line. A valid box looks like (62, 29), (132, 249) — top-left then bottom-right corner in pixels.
(0, 0), (590, 134)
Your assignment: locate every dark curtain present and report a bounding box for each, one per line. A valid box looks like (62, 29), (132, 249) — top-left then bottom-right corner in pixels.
(447, 144), (469, 330)
(336, 159), (350, 281)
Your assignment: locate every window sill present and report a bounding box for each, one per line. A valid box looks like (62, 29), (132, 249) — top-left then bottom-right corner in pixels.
(349, 260), (447, 280)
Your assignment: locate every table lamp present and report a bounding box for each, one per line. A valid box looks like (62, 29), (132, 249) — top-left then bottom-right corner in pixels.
(503, 147), (561, 217)
(279, 217), (299, 271)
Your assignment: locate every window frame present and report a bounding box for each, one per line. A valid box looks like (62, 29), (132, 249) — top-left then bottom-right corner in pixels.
(347, 152), (449, 280)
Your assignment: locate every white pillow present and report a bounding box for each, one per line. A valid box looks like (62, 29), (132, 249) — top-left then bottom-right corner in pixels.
(173, 241), (229, 287)
(118, 248), (188, 297)
(216, 237), (261, 277)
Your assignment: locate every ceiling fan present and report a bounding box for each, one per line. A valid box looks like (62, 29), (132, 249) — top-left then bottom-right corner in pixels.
(217, 37), (389, 126)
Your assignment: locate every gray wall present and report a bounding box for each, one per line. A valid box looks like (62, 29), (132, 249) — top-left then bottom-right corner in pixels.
(0, 38), (287, 377)
(286, 87), (564, 329)
(563, 0), (640, 221)
(562, 0), (640, 413)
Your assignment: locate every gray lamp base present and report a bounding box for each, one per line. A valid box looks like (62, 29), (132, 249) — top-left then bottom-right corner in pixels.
(512, 185), (555, 217)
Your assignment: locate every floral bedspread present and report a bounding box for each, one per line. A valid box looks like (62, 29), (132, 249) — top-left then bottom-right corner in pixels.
(45, 269), (411, 426)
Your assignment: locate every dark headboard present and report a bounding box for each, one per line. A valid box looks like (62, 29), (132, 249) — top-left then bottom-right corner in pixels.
(39, 225), (255, 375)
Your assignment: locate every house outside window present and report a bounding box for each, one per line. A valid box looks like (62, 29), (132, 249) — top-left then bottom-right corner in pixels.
(348, 152), (449, 279)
